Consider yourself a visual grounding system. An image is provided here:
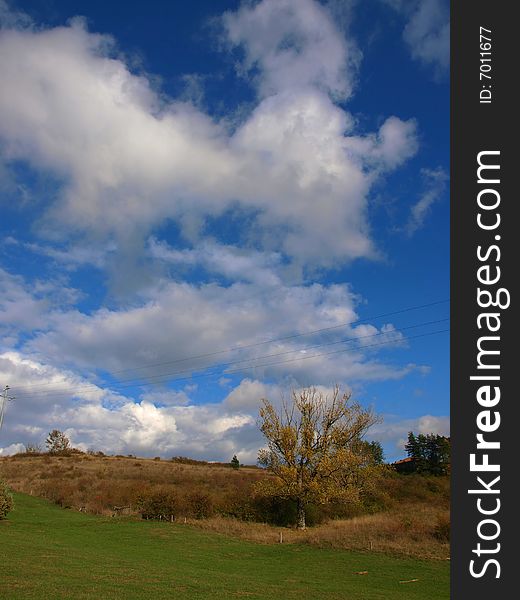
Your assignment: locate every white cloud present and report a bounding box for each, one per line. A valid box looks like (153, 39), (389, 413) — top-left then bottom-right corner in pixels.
(0, 268), (49, 337)
(0, 1), (440, 463)
(0, 268), (429, 462)
(0, 350), (261, 461)
(343, 115), (418, 172)
(405, 167), (448, 235)
(0, 346), (440, 463)
(0, 8), (418, 270)
(404, 0), (449, 74)
(370, 413), (450, 457)
(21, 239), (118, 270)
(223, 378), (282, 411)
(0, 442), (25, 456)
(148, 238), (283, 286)
(383, 0), (449, 76)
(140, 389), (191, 407)
(19, 276), (424, 387)
(0, 266), (84, 347)
(222, 0), (360, 100)
(0, 0), (31, 29)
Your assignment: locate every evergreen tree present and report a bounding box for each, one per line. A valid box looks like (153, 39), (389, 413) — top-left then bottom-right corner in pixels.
(45, 429), (71, 454)
(405, 431), (450, 474)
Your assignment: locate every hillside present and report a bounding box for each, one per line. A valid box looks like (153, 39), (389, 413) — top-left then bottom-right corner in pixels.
(0, 452), (450, 559)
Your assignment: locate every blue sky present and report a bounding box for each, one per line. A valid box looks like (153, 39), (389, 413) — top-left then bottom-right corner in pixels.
(0, 0), (449, 462)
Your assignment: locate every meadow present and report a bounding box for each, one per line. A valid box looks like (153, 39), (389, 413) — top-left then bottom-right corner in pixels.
(1, 492), (449, 599)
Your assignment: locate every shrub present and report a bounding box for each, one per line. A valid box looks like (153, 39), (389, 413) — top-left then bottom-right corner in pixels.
(222, 500), (257, 522)
(186, 491), (214, 519)
(24, 443), (43, 454)
(0, 480), (14, 519)
(433, 513), (450, 541)
(171, 456), (208, 466)
(136, 489), (177, 521)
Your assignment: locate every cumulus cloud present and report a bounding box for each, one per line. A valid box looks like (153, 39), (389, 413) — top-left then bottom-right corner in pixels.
(0, 268), (49, 338)
(0, 267), (80, 345)
(139, 389), (192, 407)
(20, 275), (422, 387)
(222, 0), (360, 100)
(0, 350), (260, 461)
(0, 1), (441, 462)
(0, 346), (438, 463)
(0, 4), (418, 270)
(0, 442), (25, 456)
(223, 378), (282, 411)
(0, 265), (430, 462)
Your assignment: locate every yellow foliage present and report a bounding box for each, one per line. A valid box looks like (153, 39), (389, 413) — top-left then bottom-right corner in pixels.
(256, 386), (380, 528)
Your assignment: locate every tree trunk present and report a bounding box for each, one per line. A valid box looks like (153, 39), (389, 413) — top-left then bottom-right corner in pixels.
(297, 497), (306, 530)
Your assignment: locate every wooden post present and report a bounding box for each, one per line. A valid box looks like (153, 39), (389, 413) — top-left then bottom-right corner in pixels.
(279, 531), (283, 543)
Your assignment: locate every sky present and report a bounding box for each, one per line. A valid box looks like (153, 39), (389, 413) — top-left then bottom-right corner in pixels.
(0, 0), (449, 463)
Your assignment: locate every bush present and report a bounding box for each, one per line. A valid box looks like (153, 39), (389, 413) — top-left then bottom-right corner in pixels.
(136, 489), (177, 521)
(24, 443), (43, 454)
(250, 496), (325, 527)
(0, 480), (14, 519)
(433, 513), (450, 541)
(186, 491), (214, 519)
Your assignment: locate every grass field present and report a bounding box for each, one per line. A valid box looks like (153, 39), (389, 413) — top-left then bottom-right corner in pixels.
(1, 493), (449, 600)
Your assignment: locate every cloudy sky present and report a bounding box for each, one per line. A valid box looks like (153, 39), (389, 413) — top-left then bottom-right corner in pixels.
(0, 0), (449, 462)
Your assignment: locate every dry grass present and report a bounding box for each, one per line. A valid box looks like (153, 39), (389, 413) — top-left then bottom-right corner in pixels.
(0, 453), (264, 517)
(185, 504), (450, 560)
(0, 453), (450, 559)
(301, 505), (450, 559)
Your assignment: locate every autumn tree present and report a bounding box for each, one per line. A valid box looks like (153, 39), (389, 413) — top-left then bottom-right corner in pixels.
(45, 429), (71, 454)
(256, 386), (380, 530)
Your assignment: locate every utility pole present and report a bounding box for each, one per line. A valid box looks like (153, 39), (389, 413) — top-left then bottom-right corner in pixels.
(0, 385), (15, 432)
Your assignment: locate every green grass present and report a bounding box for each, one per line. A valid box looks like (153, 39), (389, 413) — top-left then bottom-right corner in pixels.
(1, 493), (449, 599)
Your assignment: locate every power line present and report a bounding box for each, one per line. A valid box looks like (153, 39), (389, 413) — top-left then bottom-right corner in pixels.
(16, 298), (449, 391)
(208, 328), (450, 381)
(15, 320), (449, 400)
(14, 317), (448, 398)
(17, 328), (449, 398)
